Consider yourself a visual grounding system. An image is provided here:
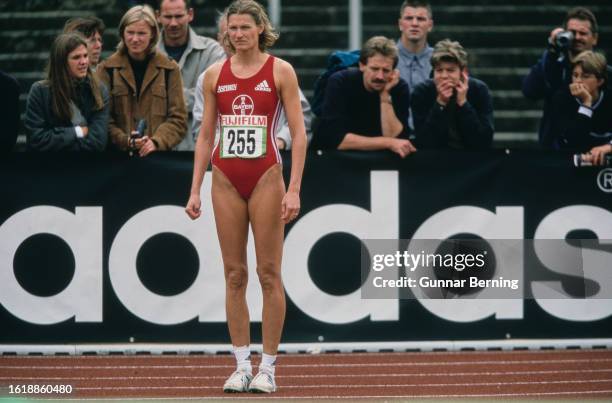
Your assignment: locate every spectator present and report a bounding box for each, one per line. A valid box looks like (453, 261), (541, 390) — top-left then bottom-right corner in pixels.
(411, 39), (494, 149)
(314, 36), (415, 158)
(156, 0), (225, 151)
(97, 5), (187, 156)
(549, 51), (612, 165)
(192, 9), (313, 150)
(276, 87), (312, 150)
(397, 0), (434, 131)
(522, 7), (611, 147)
(63, 16), (106, 69)
(397, 0), (434, 90)
(0, 70), (20, 152)
(24, 33), (109, 151)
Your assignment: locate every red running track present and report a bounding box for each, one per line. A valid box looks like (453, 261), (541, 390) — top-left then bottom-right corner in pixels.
(1, 349), (612, 400)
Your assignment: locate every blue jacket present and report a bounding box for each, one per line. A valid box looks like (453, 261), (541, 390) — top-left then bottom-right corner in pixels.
(522, 50), (572, 147)
(523, 49), (612, 148)
(549, 87), (612, 151)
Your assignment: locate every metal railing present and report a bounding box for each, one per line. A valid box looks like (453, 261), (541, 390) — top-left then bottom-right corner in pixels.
(349, 0), (362, 50)
(268, 0), (362, 50)
(268, 0), (281, 30)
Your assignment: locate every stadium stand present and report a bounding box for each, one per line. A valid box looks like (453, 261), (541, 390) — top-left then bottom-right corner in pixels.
(0, 0), (610, 148)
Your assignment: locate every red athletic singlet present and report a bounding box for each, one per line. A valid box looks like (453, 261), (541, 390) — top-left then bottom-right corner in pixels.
(212, 55), (282, 200)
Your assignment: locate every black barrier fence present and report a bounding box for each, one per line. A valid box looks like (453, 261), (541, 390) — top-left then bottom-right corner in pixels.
(0, 150), (611, 344)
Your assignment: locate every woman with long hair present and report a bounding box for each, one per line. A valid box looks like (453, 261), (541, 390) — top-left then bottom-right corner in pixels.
(185, 0), (307, 394)
(25, 32), (109, 151)
(97, 5), (187, 156)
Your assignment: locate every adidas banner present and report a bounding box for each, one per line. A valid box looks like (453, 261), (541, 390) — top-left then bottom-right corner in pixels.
(0, 150), (611, 344)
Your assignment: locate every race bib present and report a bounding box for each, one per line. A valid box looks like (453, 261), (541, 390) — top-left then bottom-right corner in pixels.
(220, 115), (267, 159)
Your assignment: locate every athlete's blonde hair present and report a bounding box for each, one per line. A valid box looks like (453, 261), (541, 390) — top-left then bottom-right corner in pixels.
(224, 0), (279, 52)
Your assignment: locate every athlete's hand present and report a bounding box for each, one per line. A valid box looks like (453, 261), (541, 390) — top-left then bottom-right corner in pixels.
(185, 194), (202, 220)
(281, 190), (300, 224)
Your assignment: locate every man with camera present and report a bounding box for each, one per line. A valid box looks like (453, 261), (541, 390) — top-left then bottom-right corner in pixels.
(522, 7), (610, 148)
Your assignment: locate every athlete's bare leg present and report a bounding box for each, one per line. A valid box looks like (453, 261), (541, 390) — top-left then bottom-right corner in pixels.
(212, 167), (251, 347)
(248, 164), (286, 354)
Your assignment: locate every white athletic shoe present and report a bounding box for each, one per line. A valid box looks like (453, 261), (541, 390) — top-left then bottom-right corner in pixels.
(248, 368), (277, 393)
(223, 369), (253, 393)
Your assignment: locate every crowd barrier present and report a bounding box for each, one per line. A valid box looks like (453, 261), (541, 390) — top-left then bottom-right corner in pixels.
(1, 150), (611, 345)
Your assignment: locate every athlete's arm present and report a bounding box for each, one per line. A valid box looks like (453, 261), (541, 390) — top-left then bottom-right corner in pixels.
(275, 58), (306, 223)
(186, 62), (222, 220)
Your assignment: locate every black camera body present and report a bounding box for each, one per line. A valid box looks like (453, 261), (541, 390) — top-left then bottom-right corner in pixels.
(554, 31), (574, 52)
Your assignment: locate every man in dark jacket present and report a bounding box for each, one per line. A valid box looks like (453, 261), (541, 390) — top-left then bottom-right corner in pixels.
(522, 7), (610, 147)
(411, 39), (494, 149)
(315, 36), (416, 158)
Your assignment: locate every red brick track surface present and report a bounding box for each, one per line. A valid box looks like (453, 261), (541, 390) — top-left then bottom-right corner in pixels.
(1, 349), (612, 400)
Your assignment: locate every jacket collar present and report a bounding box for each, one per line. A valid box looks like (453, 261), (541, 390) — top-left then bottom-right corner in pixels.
(186, 27), (209, 50)
(103, 51), (175, 96)
(158, 26), (207, 67)
(104, 50), (175, 70)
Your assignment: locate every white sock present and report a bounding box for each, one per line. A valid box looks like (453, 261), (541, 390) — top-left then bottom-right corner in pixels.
(233, 345), (251, 373)
(260, 353), (276, 375)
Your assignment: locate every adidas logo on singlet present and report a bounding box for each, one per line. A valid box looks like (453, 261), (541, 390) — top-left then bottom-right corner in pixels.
(255, 80), (272, 92)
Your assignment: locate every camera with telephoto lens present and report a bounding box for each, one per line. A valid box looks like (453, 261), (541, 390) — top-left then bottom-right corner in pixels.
(554, 31), (574, 52)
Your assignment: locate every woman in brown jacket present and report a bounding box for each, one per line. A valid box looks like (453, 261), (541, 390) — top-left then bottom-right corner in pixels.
(97, 5), (187, 156)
